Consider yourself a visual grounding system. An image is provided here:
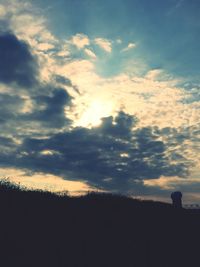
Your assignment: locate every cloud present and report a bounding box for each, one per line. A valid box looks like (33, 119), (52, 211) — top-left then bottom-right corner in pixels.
(0, 2), (75, 138)
(0, 111), (189, 195)
(0, 93), (24, 124)
(58, 63), (195, 130)
(0, 32), (38, 87)
(0, 0), (56, 53)
(121, 43), (136, 52)
(116, 39), (122, 44)
(71, 33), (90, 49)
(0, 5), (6, 16)
(84, 48), (97, 59)
(143, 176), (200, 190)
(95, 38), (112, 53)
(37, 43), (55, 51)
(57, 50), (70, 57)
(145, 69), (163, 80)
(26, 88), (72, 129)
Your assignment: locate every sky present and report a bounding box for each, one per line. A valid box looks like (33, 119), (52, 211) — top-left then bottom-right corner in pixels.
(0, 0), (200, 203)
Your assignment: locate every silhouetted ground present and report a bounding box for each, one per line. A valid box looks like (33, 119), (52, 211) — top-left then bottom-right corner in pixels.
(0, 181), (199, 267)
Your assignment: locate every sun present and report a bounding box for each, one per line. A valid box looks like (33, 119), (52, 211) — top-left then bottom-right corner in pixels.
(76, 99), (113, 128)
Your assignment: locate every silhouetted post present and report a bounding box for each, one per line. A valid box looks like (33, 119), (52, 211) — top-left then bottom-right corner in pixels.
(171, 191), (182, 208)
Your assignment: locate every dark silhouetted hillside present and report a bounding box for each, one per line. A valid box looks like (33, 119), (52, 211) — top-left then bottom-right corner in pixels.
(0, 180), (199, 267)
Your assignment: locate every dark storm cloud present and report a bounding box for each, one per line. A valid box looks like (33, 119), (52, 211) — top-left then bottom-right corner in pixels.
(26, 88), (72, 128)
(55, 75), (73, 87)
(0, 85), (73, 138)
(0, 136), (16, 148)
(100, 112), (138, 139)
(55, 75), (81, 95)
(0, 93), (24, 124)
(0, 32), (38, 87)
(5, 111), (189, 193)
(0, 31), (74, 135)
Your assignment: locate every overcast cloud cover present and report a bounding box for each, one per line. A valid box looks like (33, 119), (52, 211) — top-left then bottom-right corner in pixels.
(0, 0), (200, 202)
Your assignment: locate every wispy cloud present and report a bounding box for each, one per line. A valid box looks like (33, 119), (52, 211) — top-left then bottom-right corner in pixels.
(167, 0), (185, 16)
(116, 39), (122, 44)
(37, 43), (55, 51)
(95, 38), (112, 53)
(71, 33), (90, 49)
(121, 43), (136, 52)
(84, 48), (97, 59)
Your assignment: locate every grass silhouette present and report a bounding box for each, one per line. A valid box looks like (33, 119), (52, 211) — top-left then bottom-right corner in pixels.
(0, 180), (199, 267)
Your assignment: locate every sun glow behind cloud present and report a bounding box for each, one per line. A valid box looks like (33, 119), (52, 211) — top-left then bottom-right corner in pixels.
(75, 99), (114, 128)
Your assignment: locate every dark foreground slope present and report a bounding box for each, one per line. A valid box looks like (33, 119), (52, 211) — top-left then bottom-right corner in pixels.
(0, 182), (199, 267)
